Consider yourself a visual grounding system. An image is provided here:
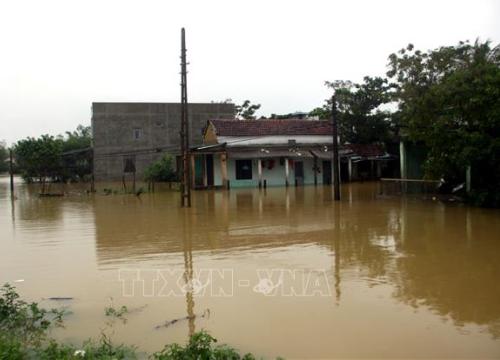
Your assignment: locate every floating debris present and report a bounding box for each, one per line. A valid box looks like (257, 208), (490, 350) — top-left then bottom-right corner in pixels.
(155, 309), (210, 330)
(127, 304), (148, 314)
(39, 193), (64, 197)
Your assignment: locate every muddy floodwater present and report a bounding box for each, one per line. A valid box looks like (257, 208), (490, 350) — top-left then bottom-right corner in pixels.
(1, 177), (500, 358)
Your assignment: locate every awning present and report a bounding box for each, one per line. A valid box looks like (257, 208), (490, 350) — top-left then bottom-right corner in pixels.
(309, 149), (353, 159)
(191, 143), (226, 153)
(228, 149), (313, 159)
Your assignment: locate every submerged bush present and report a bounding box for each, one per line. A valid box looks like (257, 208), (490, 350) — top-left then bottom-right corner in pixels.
(144, 154), (177, 183)
(0, 283), (65, 347)
(0, 284), (275, 359)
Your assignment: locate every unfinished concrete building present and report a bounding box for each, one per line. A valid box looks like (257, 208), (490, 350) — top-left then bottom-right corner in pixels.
(91, 102), (235, 181)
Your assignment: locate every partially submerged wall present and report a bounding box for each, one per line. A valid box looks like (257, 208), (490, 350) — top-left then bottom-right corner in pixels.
(92, 102), (234, 181)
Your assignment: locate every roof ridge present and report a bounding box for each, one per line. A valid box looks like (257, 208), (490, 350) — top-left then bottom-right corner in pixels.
(210, 118), (334, 136)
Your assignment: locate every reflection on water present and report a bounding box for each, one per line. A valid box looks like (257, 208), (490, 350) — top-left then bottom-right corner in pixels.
(182, 212), (195, 337)
(1, 176), (499, 358)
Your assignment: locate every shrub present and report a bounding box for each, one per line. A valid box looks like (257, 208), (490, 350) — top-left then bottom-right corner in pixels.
(144, 154), (177, 183)
(0, 285), (275, 360)
(0, 283), (64, 347)
(152, 331), (256, 360)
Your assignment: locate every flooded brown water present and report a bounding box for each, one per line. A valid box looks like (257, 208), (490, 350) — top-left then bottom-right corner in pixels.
(1, 176), (500, 358)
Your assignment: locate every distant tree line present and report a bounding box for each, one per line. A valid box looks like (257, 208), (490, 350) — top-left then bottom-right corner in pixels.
(11, 124), (180, 188)
(13, 125), (92, 184)
(0, 143), (8, 173)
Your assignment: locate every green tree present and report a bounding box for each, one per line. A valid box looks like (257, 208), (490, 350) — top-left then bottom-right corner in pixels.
(62, 125), (92, 152)
(235, 100), (261, 120)
(12, 125), (92, 185)
(313, 77), (394, 144)
(387, 40), (500, 206)
(14, 135), (63, 188)
(60, 125), (93, 181)
(308, 106), (330, 120)
(144, 154), (177, 183)
(0, 143), (8, 173)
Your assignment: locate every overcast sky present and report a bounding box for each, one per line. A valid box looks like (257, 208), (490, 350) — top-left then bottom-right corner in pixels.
(0, 0), (498, 145)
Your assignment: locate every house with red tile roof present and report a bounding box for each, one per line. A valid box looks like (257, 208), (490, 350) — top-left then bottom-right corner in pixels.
(189, 119), (394, 189)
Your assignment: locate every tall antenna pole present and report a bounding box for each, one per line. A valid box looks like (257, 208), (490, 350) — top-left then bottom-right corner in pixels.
(332, 94), (341, 201)
(180, 28), (191, 207)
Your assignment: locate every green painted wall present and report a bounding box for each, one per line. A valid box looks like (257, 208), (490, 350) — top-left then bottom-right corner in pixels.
(404, 142), (428, 179)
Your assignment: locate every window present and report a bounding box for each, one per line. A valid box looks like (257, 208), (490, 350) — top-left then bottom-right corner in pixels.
(123, 157), (136, 173)
(235, 160), (252, 180)
(133, 128), (143, 140)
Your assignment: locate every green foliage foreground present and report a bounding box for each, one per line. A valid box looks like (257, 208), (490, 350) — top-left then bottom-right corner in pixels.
(0, 284), (272, 359)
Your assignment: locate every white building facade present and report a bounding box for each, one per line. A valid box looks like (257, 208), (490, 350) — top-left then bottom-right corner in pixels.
(190, 119), (391, 189)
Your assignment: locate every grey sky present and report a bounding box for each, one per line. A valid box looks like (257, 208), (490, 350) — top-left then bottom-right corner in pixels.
(1, 0), (498, 145)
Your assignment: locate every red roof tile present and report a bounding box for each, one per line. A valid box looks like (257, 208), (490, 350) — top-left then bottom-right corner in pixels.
(210, 119), (334, 136)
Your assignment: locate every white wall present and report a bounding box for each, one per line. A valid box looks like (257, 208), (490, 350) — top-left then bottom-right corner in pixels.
(222, 157), (323, 188)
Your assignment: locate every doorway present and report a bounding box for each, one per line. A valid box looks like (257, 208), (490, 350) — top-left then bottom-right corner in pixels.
(295, 161), (304, 185)
(205, 154), (214, 187)
(322, 160), (331, 185)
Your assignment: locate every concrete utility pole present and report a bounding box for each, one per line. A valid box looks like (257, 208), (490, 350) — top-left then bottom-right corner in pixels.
(180, 28), (191, 207)
(331, 94), (341, 201)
